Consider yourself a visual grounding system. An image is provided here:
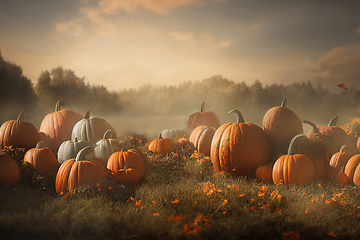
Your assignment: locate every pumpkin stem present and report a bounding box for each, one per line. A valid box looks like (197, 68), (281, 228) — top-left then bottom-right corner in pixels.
(55, 100), (65, 112)
(85, 111), (90, 119)
(288, 133), (308, 155)
(75, 146), (94, 162)
(74, 137), (78, 142)
(17, 108), (28, 121)
(159, 133), (163, 139)
(103, 130), (112, 139)
(121, 143), (128, 152)
(228, 109), (245, 123)
(124, 162), (129, 170)
(200, 102), (205, 112)
(281, 99), (287, 108)
(339, 145), (346, 153)
(328, 116), (338, 126)
(36, 141), (43, 149)
(303, 120), (319, 133)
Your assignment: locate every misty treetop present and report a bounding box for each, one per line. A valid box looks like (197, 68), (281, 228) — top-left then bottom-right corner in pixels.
(0, 51), (359, 130)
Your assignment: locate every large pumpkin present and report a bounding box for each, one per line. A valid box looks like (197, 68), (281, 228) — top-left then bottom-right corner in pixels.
(94, 130), (121, 168)
(0, 108), (40, 150)
(55, 146), (107, 194)
(24, 141), (59, 176)
(0, 151), (21, 185)
(71, 111), (117, 144)
(210, 109), (270, 176)
(57, 137), (93, 164)
(39, 100), (83, 153)
(343, 154), (360, 187)
(107, 147), (145, 181)
(186, 102), (220, 137)
(189, 125), (216, 156)
(148, 135), (173, 157)
(262, 100), (303, 143)
(272, 134), (316, 185)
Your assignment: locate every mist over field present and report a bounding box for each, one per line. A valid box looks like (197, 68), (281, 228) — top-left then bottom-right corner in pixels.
(1, 52), (359, 140)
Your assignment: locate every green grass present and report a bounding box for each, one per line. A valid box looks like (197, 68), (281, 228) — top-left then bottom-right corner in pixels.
(1, 138), (360, 240)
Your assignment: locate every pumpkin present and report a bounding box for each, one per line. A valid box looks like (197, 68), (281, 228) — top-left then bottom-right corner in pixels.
(115, 163), (140, 184)
(0, 151), (20, 185)
(55, 146), (107, 194)
(329, 145), (351, 170)
(272, 134), (316, 185)
(262, 100), (303, 143)
(57, 137), (93, 164)
(356, 137), (360, 152)
(24, 141), (59, 176)
(148, 134), (173, 157)
(186, 102), (220, 137)
(177, 138), (193, 149)
(94, 130), (121, 168)
(71, 111), (117, 144)
(189, 125), (216, 156)
(337, 167), (351, 187)
(343, 154), (360, 186)
(160, 129), (185, 139)
(39, 100), (83, 153)
(255, 163), (273, 183)
(0, 108), (40, 150)
(210, 109), (270, 176)
(107, 146), (145, 181)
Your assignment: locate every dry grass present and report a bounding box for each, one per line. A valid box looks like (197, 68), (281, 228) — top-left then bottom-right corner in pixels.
(1, 138), (360, 240)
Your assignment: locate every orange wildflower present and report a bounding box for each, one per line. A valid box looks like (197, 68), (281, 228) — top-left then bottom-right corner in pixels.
(136, 200), (142, 206)
(271, 189), (278, 198)
(153, 213), (159, 216)
(172, 199), (180, 205)
(259, 185), (269, 192)
(258, 191), (265, 198)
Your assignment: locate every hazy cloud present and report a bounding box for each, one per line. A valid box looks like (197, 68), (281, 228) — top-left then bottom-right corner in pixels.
(169, 31), (195, 42)
(80, 7), (105, 24)
(55, 19), (83, 37)
(98, 0), (206, 15)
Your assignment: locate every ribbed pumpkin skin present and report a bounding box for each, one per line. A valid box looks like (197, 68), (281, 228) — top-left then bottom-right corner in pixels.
(189, 125), (216, 156)
(329, 146), (351, 170)
(71, 112), (117, 145)
(24, 142), (59, 176)
(356, 137), (360, 152)
(352, 164), (360, 187)
(57, 138), (93, 164)
(343, 154), (360, 186)
(0, 109), (40, 150)
(255, 164), (273, 183)
(186, 102), (220, 137)
(262, 103), (303, 143)
(148, 137), (173, 157)
(0, 153), (20, 185)
(107, 150), (145, 181)
(39, 101), (83, 153)
(272, 154), (315, 185)
(210, 122), (270, 176)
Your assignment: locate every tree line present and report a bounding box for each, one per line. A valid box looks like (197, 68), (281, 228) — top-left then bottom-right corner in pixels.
(1, 51), (359, 130)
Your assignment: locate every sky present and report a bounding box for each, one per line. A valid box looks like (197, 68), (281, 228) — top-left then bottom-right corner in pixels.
(0, 0), (359, 93)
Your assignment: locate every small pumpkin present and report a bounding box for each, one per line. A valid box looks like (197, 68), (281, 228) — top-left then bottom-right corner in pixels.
(24, 141), (59, 176)
(0, 108), (40, 150)
(55, 146), (107, 194)
(210, 109), (270, 176)
(0, 151), (20, 185)
(71, 111), (117, 144)
(39, 100), (83, 153)
(94, 130), (121, 168)
(255, 163), (273, 183)
(160, 129), (185, 139)
(272, 134), (316, 185)
(189, 125), (216, 156)
(148, 134), (173, 157)
(186, 102), (220, 137)
(107, 146), (145, 181)
(337, 167), (351, 187)
(329, 145), (352, 170)
(262, 100), (303, 143)
(57, 137), (93, 164)
(115, 163), (140, 184)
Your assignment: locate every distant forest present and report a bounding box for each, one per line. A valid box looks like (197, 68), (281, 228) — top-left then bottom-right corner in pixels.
(1, 51), (359, 132)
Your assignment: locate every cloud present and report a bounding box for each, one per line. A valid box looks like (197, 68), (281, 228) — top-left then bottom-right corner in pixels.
(312, 44), (360, 90)
(98, 0), (206, 15)
(55, 19), (83, 37)
(80, 7), (105, 24)
(169, 31), (195, 42)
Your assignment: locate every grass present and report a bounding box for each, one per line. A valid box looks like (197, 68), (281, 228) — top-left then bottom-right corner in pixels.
(1, 137), (360, 240)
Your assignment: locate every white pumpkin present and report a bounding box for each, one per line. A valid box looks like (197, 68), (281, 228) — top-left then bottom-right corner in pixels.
(57, 137), (93, 164)
(94, 130), (120, 168)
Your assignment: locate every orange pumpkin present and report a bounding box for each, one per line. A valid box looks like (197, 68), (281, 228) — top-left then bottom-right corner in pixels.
(186, 102), (220, 137)
(55, 146), (107, 194)
(107, 147), (145, 181)
(24, 141), (59, 176)
(148, 135), (173, 157)
(272, 134), (315, 185)
(189, 125), (216, 156)
(329, 145), (352, 170)
(0, 108), (40, 150)
(255, 163), (273, 183)
(262, 100), (303, 143)
(0, 151), (20, 185)
(337, 167), (351, 187)
(39, 100), (83, 153)
(115, 163), (140, 184)
(343, 154), (360, 186)
(210, 109), (270, 176)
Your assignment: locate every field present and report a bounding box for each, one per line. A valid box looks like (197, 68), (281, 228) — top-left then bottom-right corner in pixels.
(1, 135), (360, 240)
